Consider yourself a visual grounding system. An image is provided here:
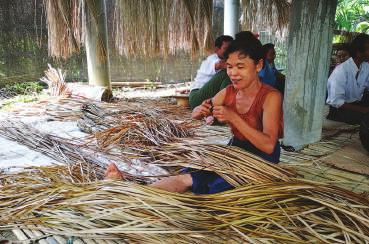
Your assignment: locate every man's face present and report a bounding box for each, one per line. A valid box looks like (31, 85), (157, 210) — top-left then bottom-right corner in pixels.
(336, 50), (350, 64)
(266, 48), (276, 63)
(216, 41), (231, 59)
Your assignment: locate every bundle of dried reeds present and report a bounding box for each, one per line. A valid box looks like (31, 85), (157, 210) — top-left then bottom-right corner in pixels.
(0, 120), (293, 187)
(78, 103), (196, 148)
(0, 120), (116, 171)
(240, 0), (290, 38)
(147, 143), (296, 185)
(40, 64), (71, 96)
(0, 165), (368, 243)
(113, 0), (213, 57)
(94, 116), (194, 148)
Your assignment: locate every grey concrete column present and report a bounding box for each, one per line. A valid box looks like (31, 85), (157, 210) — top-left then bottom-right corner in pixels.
(224, 0), (239, 37)
(85, 0), (111, 90)
(283, 0), (337, 148)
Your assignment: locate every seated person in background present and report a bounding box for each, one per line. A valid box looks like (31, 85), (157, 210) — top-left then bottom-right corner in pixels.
(336, 43), (351, 65)
(189, 35), (233, 109)
(259, 43), (286, 95)
(329, 43), (351, 75)
(326, 33), (369, 125)
(189, 31), (260, 109)
(105, 38), (283, 194)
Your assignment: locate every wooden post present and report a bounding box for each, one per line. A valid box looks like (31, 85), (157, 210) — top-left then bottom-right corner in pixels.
(224, 0), (239, 38)
(283, 0), (337, 148)
(85, 0), (112, 100)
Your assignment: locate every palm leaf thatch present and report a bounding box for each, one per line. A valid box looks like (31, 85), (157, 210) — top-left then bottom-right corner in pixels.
(113, 0), (213, 57)
(240, 0), (291, 38)
(0, 165), (368, 243)
(43, 0), (84, 58)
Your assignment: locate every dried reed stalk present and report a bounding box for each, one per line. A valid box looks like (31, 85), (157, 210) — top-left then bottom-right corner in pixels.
(0, 120), (291, 187)
(40, 64), (70, 96)
(78, 103), (196, 148)
(0, 165), (368, 243)
(147, 143), (296, 185)
(0, 120), (149, 183)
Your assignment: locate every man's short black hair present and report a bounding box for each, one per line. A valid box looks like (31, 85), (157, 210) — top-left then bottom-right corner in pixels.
(224, 37), (263, 63)
(262, 43), (275, 58)
(215, 35), (233, 48)
(350, 33), (369, 58)
(235, 31), (256, 42)
(263, 43), (275, 52)
(337, 43), (350, 52)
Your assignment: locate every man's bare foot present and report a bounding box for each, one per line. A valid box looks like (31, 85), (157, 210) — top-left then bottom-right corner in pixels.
(104, 163), (125, 181)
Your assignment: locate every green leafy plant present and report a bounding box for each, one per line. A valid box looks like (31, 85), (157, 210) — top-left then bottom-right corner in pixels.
(335, 0), (369, 32)
(4, 81), (43, 95)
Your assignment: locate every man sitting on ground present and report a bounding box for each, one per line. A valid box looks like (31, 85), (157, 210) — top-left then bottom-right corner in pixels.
(189, 35), (233, 109)
(326, 33), (369, 125)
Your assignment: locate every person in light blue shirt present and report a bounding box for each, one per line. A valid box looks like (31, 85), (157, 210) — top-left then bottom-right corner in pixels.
(259, 43), (285, 94)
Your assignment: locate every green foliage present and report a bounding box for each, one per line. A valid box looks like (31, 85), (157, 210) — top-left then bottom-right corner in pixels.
(355, 21), (369, 33)
(0, 94), (41, 111)
(335, 0), (369, 32)
(4, 82), (43, 95)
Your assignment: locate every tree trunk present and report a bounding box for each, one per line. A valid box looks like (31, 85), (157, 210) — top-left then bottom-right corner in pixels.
(283, 0), (337, 148)
(85, 0), (111, 99)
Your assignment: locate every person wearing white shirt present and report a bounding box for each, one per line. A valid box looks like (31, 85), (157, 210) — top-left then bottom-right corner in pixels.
(189, 35), (233, 109)
(326, 33), (369, 124)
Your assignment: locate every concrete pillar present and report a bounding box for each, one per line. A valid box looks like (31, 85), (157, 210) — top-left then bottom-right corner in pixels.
(224, 0), (239, 37)
(283, 0), (337, 148)
(85, 0), (111, 92)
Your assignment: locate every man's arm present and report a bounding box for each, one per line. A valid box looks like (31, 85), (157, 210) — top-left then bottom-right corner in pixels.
(340, 103), (369, 113)
(214, 59), (227, 71)
(326, 68), (347, 108)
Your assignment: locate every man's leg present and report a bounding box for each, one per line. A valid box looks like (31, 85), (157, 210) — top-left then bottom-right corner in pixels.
(189, 70), (231, 109)
(327, 106), (365, 125)
(105, 163), (192, 193)
(151, 174), (193, 193)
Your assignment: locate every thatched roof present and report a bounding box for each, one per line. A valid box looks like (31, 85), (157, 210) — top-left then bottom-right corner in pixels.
(240, 0), (291, 39)
(43, 0), (84, 59)
(113, 0), (214, 57)
(43, 0), (291, 59)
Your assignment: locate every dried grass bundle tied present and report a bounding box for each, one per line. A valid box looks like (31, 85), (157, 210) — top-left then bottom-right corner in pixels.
(40, 64), (71, 96)
(0, 165), (368, 243)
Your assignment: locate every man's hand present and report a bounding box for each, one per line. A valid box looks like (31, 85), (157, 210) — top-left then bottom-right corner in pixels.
(213, 105), (235, 123)
(192, 99), (213, 119)
(215, 60), (227, 71)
